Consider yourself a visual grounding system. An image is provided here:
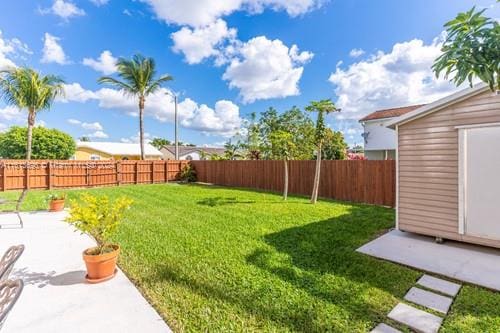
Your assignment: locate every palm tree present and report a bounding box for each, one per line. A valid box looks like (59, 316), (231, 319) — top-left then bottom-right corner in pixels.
(0, 67), (64, 211)
(0, 67), (65, 160)
(98, 54), (173, 159)
(306, 99), (341, 204)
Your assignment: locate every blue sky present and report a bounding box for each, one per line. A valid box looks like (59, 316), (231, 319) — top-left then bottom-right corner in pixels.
(0, 0), (498, 147)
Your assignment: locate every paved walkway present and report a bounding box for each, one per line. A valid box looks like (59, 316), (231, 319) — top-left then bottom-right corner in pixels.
(0, 211), (171, 333)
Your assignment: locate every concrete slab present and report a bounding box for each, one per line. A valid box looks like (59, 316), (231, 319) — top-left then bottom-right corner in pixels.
(357, 230), (500, 291)
(404, 287), (453, 314)
(371, 323), (402, 333)
(388, 303), (442, 333)
(417, 275), (461, 297)
(0, 211), (171, 333)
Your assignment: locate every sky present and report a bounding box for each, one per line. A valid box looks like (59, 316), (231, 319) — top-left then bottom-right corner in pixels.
(0, 0), (498, 147)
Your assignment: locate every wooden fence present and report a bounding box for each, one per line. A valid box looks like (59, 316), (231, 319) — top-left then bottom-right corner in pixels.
(191, 160), (396, 207)
(0, 160), (189, 191)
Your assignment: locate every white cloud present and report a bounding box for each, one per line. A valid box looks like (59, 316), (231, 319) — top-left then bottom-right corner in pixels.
(40, 0), (85, 20)
(88, 130), (109, 138)
(82, 50), (118, 74)
(58, 84), (243, 137)
(222, 36), (313, 103)
(329, 36), (462, 120)
(90, 0), (110, 6)
(0, 31), (31, 70)
(120, 132), (152, 143)
(349, 48), (365, 58)
(141, 0), (323, 27)
(41, 33), (69, 65)
(67, 119), (104, 131)
(171, 19), (237, 65)
(59, 83), (97, 102)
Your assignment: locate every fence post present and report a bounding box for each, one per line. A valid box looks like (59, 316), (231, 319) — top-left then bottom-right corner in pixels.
(135, 162), (138, 184)
(1, 162), (4, 192)
(116, 161), (121, 186)
(85, 164), (90, 187)
(47, 162), (52, 190)
(151, 161), (155, 183)
(164, 161), (168, 183)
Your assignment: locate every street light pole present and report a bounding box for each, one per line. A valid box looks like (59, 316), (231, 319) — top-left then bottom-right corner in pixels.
(174, 94), (179, 160)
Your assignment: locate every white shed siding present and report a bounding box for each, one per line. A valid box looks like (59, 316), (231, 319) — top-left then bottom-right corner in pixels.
(398, 90), (500, 248)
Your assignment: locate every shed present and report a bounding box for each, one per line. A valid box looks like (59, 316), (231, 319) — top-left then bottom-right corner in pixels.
(387, 83), (500, 248)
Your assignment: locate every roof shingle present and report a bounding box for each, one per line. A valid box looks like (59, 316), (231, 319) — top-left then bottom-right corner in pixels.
(359, 104), (426, 122)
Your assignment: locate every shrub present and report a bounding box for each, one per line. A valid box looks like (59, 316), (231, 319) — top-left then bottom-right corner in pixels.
(46, 193), (66, 201)
(180, 164), (197, 182)
(65, 194), (133, 255)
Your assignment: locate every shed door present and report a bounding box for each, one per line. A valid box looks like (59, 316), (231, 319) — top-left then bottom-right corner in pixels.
(464, 126), (500, 240)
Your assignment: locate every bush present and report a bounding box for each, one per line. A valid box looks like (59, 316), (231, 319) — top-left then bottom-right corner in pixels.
(0, 126), (76, 159)
(65, 194), (133, 255)
(180, 164), (197, 182)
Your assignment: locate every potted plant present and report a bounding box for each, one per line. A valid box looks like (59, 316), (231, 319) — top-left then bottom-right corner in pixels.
(47, 193), (67, 212)
(65, 194), (133, 283)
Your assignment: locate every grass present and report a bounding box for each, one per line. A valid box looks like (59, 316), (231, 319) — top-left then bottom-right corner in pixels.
(1, 184), (499, 332)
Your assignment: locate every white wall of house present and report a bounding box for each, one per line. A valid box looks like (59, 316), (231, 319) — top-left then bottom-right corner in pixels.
(179, 151), (201, 160)
(362, 119), (397, 150)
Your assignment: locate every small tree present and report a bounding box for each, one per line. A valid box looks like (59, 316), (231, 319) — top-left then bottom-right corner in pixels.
(0, 126), (76, 159)
(224, 140), (242, 160)
(322, 128), (348, 160)
(433, 6), (499, 92)
(150, 137), (171, 150)
(306, 99), (341, 204)
(269, 130), (295, 200)
(65, 194), (133, 255)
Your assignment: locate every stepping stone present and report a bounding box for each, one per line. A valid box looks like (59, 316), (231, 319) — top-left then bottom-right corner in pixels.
(388, 303), (443, 333)
(417, 274), (461, 297)
(404, 287), (453, 314)
(371, 323), (402, 333)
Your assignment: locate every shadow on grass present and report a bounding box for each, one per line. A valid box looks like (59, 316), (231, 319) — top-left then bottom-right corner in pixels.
(197, 197), (256, 207)
(145, 205), (417, 331)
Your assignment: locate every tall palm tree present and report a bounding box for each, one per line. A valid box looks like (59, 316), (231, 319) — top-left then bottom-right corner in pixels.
(0, 67), (64, 211)
(0, 67), (65, 160)
(306, 99), (341, 204)
(98, 54), (173, 159)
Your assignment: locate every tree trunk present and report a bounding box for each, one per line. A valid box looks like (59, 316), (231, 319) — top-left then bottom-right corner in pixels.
(283, 158), (289, 201)
(26, 109), (35, 160)
(311, 142), (322, 204)
(139, 96), (145, 160)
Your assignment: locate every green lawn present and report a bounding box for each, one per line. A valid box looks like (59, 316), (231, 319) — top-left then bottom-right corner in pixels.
(1, 184), (499, 332)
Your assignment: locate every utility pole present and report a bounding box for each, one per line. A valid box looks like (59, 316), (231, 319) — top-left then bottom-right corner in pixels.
(174, 94), (179, 160)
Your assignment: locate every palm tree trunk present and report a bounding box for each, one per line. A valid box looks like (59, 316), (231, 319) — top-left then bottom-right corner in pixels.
(283, 158), (289, 201)
(311, 142), (322, 204)
(139, 96), (145, 160)
(26, 109), (35, 160)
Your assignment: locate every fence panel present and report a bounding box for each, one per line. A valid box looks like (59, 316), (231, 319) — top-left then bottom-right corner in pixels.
(191, 160), (395, 207)
(0, 160), (187, 191)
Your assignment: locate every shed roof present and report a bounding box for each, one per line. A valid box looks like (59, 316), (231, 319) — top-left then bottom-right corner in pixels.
(387, 83), (490, 129)
(77, 142), (163, 156)
(359, 104), (426, 122)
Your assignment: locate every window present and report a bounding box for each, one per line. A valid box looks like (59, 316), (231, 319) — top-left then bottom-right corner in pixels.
(185, 155), (193, 161)
(90, 154), (101, 160)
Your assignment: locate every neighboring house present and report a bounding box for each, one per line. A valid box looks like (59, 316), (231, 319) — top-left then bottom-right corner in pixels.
(74, 142), (163, 160)
(359, 105), (425, 160)
(160, 145), (225, 160)
(388, 83), (500, 249)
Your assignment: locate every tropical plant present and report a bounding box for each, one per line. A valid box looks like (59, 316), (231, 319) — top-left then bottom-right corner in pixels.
(433, 6), (500, 91)
(98, 54), (173, 159)
(306, 99), (341, 204)
(180, 164), (197, 182)
(241, 112), (261, 160)
(0, 67), (65, 159)
(322, 128), (348, 160)
(65, 194), (133, 255)
(224, 140), (242, 160)
(150, 137), (171, 150)
(0, 126), (76, 159)
(79, 136), (90, 142)
(46, 193), (66, 202)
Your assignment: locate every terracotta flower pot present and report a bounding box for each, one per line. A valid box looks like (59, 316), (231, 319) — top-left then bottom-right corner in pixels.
(49, 199), (65, 212)
(82, 244), (120, 283)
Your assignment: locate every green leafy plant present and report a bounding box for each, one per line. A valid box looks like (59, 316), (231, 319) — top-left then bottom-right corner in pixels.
(65, 194), (133, 255)
(433, 6), (499, 91)
(180, 164), (197, 182)
(46, 193), (66, 202)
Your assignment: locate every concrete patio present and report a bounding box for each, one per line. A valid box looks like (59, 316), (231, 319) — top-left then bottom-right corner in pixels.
(0, 211), (171, 333)
(357, 229), (500, 291)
